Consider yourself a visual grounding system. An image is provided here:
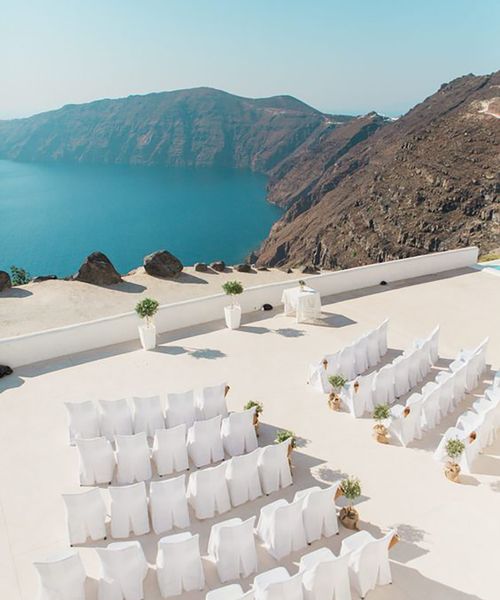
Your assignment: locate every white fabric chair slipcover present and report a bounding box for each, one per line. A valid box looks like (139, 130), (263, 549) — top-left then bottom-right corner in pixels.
(76, 437), (115, 485)
(256, 498), (307, 560)
(343, 371), (376, 418)
(226, 448), (263, 506)
(115, 432), (152, 484)
(294, 484), (340, 542)
(132, 395), (164, 437)
(149, 475), (190, 535)
(299, 546), (351, 600)
(253, 567), (303, 600)
(109, 482), (149, 538)
(373, 364), (395, 405)
(449, 361), (467, 404)
(187, 461), (231, 519)
(435, 370), (455, 415)
(206, 585), (250, 600)
(340, 530), (394, 599)
(187, 415), (224, 467)
(152, 424), (189, 476)
(99, 399), (133, 442)
(393, 355), (410, 398)
(196, 383), (229, 420)
(65, 401), (100, 444)
(257, 440), (292, 495)
(353, 336), (369, 376)
(34, 548), (86, 600)
(221, 408), (258, 457)
(421, 384), (442, 431)
(156, 532), (205, 597)
(366, 329), (381, 368)
(208, 517), (257, 583)
(338, 345), (356, 381)
(96, 541), (148, 600)
(62, 488), (107, 545)
(377, 319), (389, 356)
(390, 394), (423, 447)
(165, 390), (196, 429)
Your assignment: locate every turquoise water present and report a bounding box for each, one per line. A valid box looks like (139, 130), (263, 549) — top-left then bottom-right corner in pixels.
(0, 160), (281, 277)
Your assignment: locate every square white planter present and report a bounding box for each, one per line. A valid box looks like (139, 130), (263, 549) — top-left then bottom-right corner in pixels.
(138, 323), (156, 350)
(224, 305), (242, 330)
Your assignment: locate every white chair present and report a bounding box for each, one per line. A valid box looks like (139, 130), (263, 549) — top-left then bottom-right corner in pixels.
(344, 371), (376, 418)
(324, 352), (341, 377)
(253, 567), (303, 600)
(353, 336), (369, 376)
(33, 548), (86, 600)
(221, 408), (258, 457)
(393, 355), (410, 398)
(421, 384), (442, 431)
(340, 530), (395, 599)
(65, 401), (100, 444)
(149, 475), (190, 535)
(208, 517), (257, 583)
(338, 345), (356, 381)
(187, 461), (231, 519)
(187, 415), (224, 467)
(99, 399), (133, 442)
(156, 532), (205, 597)
(294, 484), (339, 543)
(405, 349), (421, 389)
(449, 360), (467, 404)
(76, 437), (115, 485)
(165, 390), (196, 428)
(109, 482), (150, 538)
(95, 541), (148, 600)
(152, 424), (189, 476)
(377, 319), (389, 356)
(257, 440), (292, 495)
(299, 547), (351, 600)
(309, 362), (330, 394)
(207, 585), (253, 600)
(256, 498), (307, 560)
(226, 447), (263, 506)
(115, 432), (152, 484)
(389, 395), (423, 447)
(196, 383), (229, 420)
(373, 364), (395, 405)
(132, 395), (164, 437)
(366, 329), (381, 368)
(62, 488), (107, 545)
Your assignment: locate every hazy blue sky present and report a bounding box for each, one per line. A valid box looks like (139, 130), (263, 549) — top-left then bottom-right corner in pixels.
(1, 0), (499, 119)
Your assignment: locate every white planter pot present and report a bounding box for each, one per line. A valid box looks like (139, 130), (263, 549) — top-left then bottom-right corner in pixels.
(138, 323), (156, 350)
(224, 305), (242, 330)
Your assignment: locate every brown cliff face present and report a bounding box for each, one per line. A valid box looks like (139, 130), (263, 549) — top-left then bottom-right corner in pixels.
(257, 72), (500, 268)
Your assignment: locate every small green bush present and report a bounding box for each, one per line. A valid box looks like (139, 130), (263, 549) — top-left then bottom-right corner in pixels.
(373, 403), (391, 422)
(478, 253), (500, 262)
(244, 400), (263, 416)
(222, 280), (244, 296)
(340, 476), (361, 503)
(275, 429), (296, 448)
(10, 265), (31, 286)
(446, 438), (465, 461)
(328, 374), (348, 390)
(135, 298), (159, 323)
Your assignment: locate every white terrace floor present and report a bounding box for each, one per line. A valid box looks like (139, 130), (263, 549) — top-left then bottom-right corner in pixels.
(0, 266), (499, 600)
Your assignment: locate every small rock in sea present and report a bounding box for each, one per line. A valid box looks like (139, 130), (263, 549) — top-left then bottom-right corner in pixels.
(210, 260), (226, 272)
(0, 271), (12, 292)
(144, 250), (183, 278)
(299, 264), (318, 274)
(194, 262), (208, 272)
(236, 263), (252, 273)
(32, 275), (58, 282)
(0, 365), (13, 378)
(73, 252), (123, 285)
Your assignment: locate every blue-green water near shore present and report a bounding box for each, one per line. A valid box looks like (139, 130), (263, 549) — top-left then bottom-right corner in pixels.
(0, 160), (282, 277)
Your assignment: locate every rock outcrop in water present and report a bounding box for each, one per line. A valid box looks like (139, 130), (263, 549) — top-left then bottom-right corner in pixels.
(73, 252), (122, 285)
(144, 250), (183, 278)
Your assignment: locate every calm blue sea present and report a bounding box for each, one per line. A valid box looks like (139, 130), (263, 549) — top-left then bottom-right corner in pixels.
(0, 160), (281, 277)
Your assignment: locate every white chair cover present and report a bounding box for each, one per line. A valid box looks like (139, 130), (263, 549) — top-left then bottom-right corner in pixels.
(308, 362), (329, 393)
(76, 437), (115, 485)
(226, 448), (263, 506)
(96, 541), (148, 600)
(294, 483), (340, 542)
(421, 384), (442, 431)
(187, 415), (224, 467)
(115, 432), (152, 484)
(344, 371), (376, 418)
(156, 532), (205, 597)
(109, 482), (149, 538)
(62, 488), (107, 545)
(366, 329), (381, 368)
(99, 399), (133, 442)
(256, 498), (307, 560)
(377, 319), (389, 356)
(149, 475), (190, 535)
(450, 361), (467, 404)
(257, 440), (292, 495)
(373, 364), (395, 405)
(65, 401), (100, 444)
(165, 390), (196, 429)
(253, 567), (303, 600)
(152, 424), (189, 476)
(33, 548), (86, 600)
(196, 383), (229, 420)
(324, 352), (342, 377)
(206, 585), (249, 600)
(221, 408), (258, 457)
(390, 395), (423, 446)
(393, 355), (410, 398)
(353, 336), (369, 375)
(405, 349), (421, 389)
(338, 345), (356, 381)
(132, 395), (164, 437)
(187, 461), (231, 519)
(435, 370), (455, 415)
(299, 547), (351, 600)
(208, 517), (257, 583)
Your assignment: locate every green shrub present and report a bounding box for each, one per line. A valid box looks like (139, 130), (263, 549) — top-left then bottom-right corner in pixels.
(328, 374), (348, 390)
(275, 429), (296, 448)
(244, 400), (263, 416)
(340, 476), (361, 503)
(373, 403), (391, 422)
(222, 280), (244, 296)
(10, 265), (31, 286)
(446, 438), (465, 461)
(135, 298), (159, 324)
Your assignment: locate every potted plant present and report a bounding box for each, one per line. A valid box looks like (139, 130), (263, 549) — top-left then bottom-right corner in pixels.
(222, 280), (244, 329)
(244, 400), (263, 436)
(444, 438), (465, 482)
(327, 374), (348, 411)
(298, 279), (306, 291)
(275, 429), (296, 466)
(135, 297), (159, 350)
(372, 403), (391, 444)
(339, 477), (361, 530)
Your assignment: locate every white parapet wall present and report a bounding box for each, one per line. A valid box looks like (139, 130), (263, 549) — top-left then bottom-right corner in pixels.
(0, 247), (479, 368)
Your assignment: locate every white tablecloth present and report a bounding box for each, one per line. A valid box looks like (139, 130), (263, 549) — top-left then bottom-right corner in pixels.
(281, 286), (322, 323)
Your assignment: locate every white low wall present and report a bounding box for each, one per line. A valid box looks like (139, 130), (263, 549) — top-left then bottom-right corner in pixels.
(0, 247), (478, 368)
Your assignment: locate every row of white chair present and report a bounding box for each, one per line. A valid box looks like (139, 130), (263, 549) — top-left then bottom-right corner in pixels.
(342, 326), (439, 418)
(309, 319), (389, 393)
(390, 338), (488, 446)
(65, 440), (293, 543)
(76, 409), (258, 485)
(65, 382), (229, 444)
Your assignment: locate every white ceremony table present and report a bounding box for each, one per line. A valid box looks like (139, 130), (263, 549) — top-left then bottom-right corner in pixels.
(281, 286), (322, 323)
